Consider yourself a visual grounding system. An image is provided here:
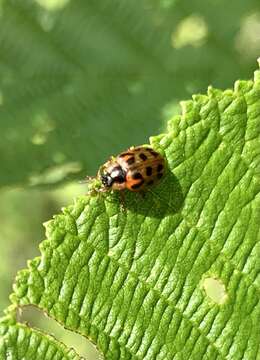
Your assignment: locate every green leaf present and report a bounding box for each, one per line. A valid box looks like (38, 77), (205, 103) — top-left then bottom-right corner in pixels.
(0, 321), (82, 359)
(0, 0), (258, 188)
(1, 63), (260, 359)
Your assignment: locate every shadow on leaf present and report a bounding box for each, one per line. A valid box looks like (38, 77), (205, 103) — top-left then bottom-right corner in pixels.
(107, 171), (184, 218)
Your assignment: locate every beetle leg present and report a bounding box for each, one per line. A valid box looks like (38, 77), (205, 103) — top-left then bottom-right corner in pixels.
(99, 187), (109, 193)
(138, 191), (146, 199)
(119, 191), (126, 212)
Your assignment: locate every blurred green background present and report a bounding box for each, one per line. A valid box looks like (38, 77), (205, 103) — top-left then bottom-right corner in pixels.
(1, 0), (260, 357)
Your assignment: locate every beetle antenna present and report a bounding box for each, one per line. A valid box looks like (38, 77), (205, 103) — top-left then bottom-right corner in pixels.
(78, 176), (95, 184)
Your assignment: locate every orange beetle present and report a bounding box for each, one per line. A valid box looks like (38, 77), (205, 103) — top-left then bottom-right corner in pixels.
(98, 146), (165, 192)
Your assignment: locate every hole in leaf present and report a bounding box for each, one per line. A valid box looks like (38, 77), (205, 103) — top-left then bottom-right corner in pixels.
(19, 305), (102, 360)
(203, 277), (227, 305)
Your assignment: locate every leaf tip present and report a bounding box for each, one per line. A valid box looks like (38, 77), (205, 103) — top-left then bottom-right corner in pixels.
(234, 79), (253, 94)
(180, 100), (194, 115)
(207, 86), (222, 98)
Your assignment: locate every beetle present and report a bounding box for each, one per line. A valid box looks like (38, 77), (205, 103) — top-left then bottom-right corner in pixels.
(97, 146), (165, 193)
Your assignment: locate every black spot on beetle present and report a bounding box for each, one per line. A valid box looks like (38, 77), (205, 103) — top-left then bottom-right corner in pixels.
(157, 173), (163, 179)
(151, 151), (159, 157)
(146, 166), (152, 176)
(139, 153), (147, 161)
(131, 180), (144, 189)
(132, 172), (143, 180)
(145, 148), (159, 157)
(126, 157), (135, 165)
(119, 152), (134, 158)
(157, 164), (163, 172)
(115, 176), (125, 184)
